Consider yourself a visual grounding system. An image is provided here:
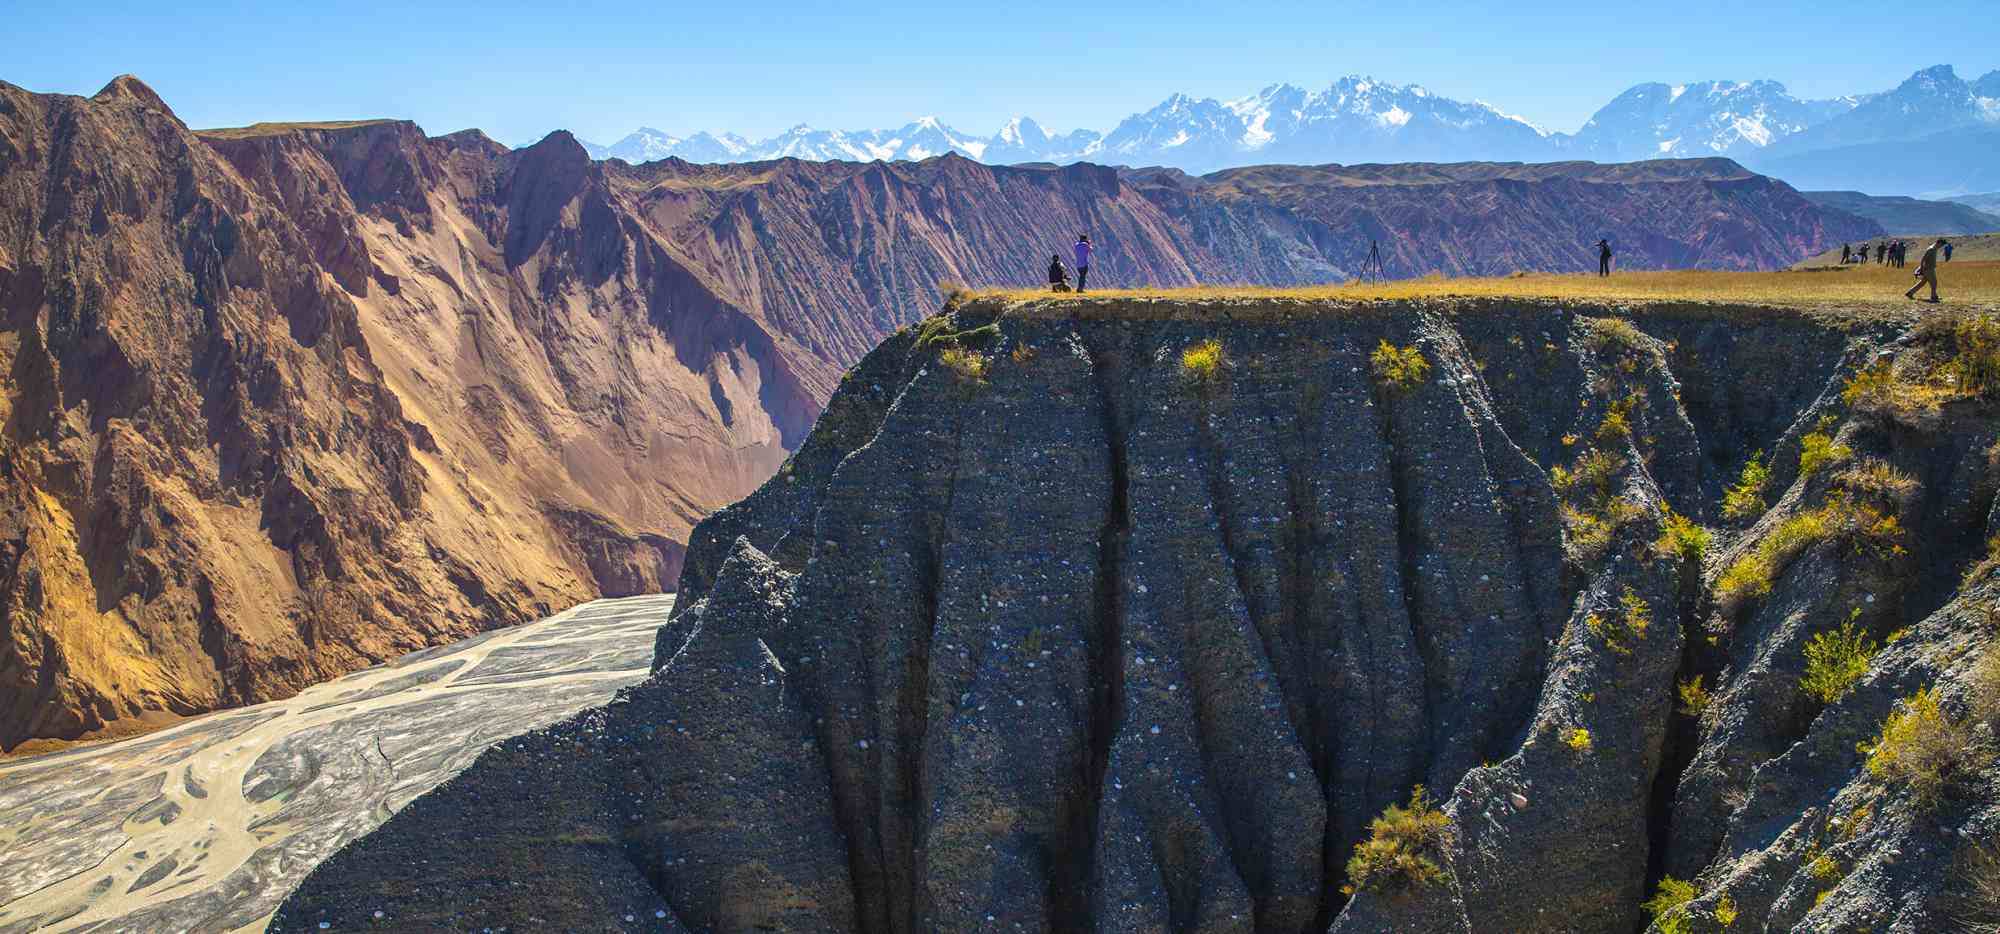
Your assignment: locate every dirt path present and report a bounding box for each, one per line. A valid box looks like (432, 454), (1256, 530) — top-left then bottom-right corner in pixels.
(0, 594), (671, 934)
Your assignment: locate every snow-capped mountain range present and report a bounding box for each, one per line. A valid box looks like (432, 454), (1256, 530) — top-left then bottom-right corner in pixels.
(577, 65), (2000, 193)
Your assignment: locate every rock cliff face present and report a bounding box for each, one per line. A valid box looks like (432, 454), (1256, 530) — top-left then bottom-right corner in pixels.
(273, 297), (2000, 932)
(0, 80), (814, 749)
(0, 76), (1881, 751)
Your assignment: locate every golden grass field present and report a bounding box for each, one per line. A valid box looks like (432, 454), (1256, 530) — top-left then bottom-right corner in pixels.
(971, 260), (2000, 312)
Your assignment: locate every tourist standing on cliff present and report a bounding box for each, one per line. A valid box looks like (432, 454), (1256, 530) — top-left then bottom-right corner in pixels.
(1074, 234), (1094, 292)
(1597, 239), (1613, 277)
(1905, 239), (1945, 303)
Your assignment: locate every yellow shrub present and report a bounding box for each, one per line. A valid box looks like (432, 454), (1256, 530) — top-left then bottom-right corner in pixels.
(1861, 688), (1974, 806)
(1721, 450), (1771, 520)
(1342, 786), (1452, 895)
(1655, 509), (1711, 564)
(1371, 340), (1431, 390)
(1677, 675), (1713, 718)
(937, 347), (989, 381)
(1180, 339), (1223, 380)
(1798, 430), (1852, 478)
(1799, 621), (1877, 704)
(1565, 727), (1593, 752)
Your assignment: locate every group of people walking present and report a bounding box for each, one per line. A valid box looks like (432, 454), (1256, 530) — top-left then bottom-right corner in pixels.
(1035, 232), (1956, 302)
(1842, 240), (1920, 267)
(1048, 234), (1093, 292)
(1837, 238), (1953, 302)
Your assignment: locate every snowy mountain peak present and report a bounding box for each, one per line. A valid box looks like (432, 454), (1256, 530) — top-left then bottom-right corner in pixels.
(567, 64), (1989, 188)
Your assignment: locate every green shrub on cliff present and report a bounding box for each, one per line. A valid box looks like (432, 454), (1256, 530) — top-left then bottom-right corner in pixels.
(1797, 429), (1851, 479)
(1654, 509), (1711, 564)
(1370, 340), (1430, 390)
(1586, 588), (1652, 655)
(1720, 450), (1772, 520)
(1716, 492), (1904, 608)
(937, 347), (988, 381)
(1342, 786), (1451, 896)
(1861, 688), (1976, 807)
(1643, 876), (1698, 934)
(1180, 339), (1223, 380)
(1799, 619), (1876, 704)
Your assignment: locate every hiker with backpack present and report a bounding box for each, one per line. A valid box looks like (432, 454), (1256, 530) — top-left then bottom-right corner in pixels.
(1905, 239), (1946, 303)
(1597, 239), (1613, 277)
(1074, 234), (1094, 293)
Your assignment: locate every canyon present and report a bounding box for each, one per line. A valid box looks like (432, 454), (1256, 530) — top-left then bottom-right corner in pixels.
(273, 294), (2000, 932)
(0, 75), (1876, 751)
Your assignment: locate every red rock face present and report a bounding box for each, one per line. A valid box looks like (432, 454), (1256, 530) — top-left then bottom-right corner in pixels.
(0, 78), (1877, 750)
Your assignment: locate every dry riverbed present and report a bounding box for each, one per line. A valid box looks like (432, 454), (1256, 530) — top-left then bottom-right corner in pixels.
(0, 594), (671, 933)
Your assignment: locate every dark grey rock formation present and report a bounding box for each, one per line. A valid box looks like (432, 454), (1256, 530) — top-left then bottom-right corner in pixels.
(273, 298), (1999, 933)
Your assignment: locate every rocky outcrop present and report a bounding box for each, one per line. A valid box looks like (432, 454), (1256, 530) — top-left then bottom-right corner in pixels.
(274, 297), (2000, 933)
(0, 76), (1884, 751)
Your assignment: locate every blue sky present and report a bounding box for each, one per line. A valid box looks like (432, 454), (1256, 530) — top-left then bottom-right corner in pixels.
(5, 0), (1996, 146)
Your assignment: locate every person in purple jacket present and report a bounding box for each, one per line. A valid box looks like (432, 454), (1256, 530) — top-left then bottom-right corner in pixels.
(1073, 234), (1093, 293)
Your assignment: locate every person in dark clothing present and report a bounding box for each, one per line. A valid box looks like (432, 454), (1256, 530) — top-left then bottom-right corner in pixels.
(1048, 254), (1071, 292)
(1073, 234), (1093, 293)
(1860, 244), (1871, 264)
(1905, 239), (1945, 302)
(1841, 243), (1852, 264)
(1597, 239), (1612, 277)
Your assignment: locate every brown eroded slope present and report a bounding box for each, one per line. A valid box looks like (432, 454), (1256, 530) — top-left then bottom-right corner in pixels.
(0, 78), (812, 750)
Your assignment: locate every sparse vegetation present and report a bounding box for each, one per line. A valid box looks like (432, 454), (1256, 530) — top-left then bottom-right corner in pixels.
(1952, 837), (2000, 930)
(1677, 675), (1713, 718)
(1841, 314), (2000, 418)
(937, 347), (989, 381)
(1180, 339), (1224, 381)
(1643, 876), (1699, 934)
(1342, 786), (1452, 896)
(1716, 493), (1904, 609)
(1370, 340), (1431, 390)
(1721, 450), (1772, 520)
(1586, 588), (1652, 656)
(1565, 727), (1593, 752)
(1595, 394), (1638, 443)
(1861, 687), (1978, 807)
(1585, 316), (1647, 353)
(1830, 458), (1914, 499)
(1800, 619), (1877, 705)
(1655, 509), (1711, 565)
(1964, 533), (2000, 586)
(915, 314), (1001, 351)
(1714, 895), (1738, 927)
(1797, 428), (1852, 479)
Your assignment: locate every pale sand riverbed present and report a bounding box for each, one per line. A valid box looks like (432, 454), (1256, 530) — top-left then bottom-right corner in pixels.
(0, 594), (671, 934)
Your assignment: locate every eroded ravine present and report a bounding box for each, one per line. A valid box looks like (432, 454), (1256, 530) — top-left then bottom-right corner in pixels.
(0, 595), (670, 934)
(272, 298), (2000, 933)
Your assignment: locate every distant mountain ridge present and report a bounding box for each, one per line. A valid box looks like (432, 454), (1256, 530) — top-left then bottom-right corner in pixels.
(578, 65), (2000, 195)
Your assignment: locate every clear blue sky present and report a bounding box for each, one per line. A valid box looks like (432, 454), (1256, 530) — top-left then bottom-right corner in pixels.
(4, 0), (1995, 146)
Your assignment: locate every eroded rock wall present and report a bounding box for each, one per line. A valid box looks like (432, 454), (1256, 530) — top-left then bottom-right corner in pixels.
(276, 298), (1999, 933)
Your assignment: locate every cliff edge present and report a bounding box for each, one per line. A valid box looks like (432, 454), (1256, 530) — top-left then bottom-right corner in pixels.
(273, 296), (2000, 933)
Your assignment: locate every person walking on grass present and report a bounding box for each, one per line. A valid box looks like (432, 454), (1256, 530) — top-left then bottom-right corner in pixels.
(1597, 239), (1612, 277)
(1841, 243), (1852, 264)
(1048, 253), (1072, 292)
(1905, 239), (1946, 303)
(1073, 234), (1094, 293)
